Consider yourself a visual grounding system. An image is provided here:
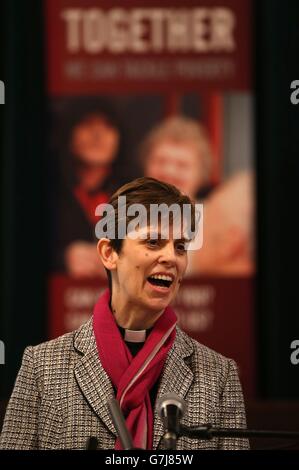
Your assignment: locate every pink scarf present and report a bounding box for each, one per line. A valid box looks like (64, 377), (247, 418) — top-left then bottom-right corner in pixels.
(93, 289), (177, 449)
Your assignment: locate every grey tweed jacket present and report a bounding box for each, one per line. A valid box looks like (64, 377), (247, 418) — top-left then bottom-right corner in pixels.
(0, 319), (249, 450)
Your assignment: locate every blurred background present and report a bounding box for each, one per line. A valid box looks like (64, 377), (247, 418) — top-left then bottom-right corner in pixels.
(0, 0), (299, 450)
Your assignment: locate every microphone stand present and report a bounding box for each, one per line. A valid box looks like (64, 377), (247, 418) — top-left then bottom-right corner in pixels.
(108, 398), (135, 450)
(86, 399), (136, 450)
(178, 423), (299, 442)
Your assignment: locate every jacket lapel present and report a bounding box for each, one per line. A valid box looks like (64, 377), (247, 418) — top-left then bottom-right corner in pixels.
(153, 328), (194, 449)
(73, 319), (117, 437)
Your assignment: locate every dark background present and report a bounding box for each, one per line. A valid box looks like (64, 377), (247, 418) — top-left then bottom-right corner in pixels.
(0, 0), (299, 448)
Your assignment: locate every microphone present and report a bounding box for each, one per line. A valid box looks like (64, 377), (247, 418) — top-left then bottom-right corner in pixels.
(108, 398), (134, 450)
(156, 393), (186, 449)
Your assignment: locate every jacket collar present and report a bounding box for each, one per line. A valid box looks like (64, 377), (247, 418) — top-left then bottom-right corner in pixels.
(73, 318), (194, 448)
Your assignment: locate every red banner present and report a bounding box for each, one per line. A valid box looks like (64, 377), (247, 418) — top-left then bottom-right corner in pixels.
(46, 0), (251, 94)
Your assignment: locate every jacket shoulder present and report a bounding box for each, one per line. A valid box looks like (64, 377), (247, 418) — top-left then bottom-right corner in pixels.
(31, 317), (93, 358)
(29, 330), (75, 368)
(175, 327), (236, 390)
(25, 319), (93, 392)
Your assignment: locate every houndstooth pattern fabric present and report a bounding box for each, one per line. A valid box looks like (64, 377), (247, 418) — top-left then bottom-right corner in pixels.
(0, 318), (249, 450)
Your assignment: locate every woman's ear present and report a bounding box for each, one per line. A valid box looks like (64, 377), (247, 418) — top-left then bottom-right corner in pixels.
(97, 239), (118, 271)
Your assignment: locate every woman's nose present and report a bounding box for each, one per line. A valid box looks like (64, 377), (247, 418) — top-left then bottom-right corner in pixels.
(158, 242), (176, 265)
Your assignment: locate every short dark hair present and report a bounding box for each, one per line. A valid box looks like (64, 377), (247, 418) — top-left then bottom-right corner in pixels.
(102, 177), (196, 290)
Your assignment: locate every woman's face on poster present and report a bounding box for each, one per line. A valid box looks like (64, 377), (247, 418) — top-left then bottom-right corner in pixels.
(144, 139), (203, 199)
(71, 114), (120, 167)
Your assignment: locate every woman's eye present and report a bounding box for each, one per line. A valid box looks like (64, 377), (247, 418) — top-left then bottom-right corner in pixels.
(145, 239), (187, 252)
(147, 239), (159, 247)
(176, 243), (187, 253)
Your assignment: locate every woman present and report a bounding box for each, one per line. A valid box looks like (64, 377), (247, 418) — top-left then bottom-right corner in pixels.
(0, 177), (248, 450)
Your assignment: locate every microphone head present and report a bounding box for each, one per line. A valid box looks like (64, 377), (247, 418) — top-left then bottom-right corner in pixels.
(156, 393), (186, 419)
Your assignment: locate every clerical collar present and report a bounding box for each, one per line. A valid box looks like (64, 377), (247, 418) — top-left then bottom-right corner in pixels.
(124, 329), (146, 343)
(118, 325), (152, 343)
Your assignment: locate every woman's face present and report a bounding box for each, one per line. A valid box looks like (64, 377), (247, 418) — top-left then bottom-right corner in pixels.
(112, 225), (188, 315)
(71, 115), (120, 167)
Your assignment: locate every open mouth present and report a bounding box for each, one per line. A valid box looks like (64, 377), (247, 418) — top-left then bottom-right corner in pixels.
(147, 275), (174, 289)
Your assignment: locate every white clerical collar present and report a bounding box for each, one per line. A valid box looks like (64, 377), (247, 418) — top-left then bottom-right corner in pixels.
(124, 329), (147, 343)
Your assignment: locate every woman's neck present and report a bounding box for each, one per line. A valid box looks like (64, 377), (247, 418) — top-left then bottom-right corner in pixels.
(110, 296), (163, 330)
